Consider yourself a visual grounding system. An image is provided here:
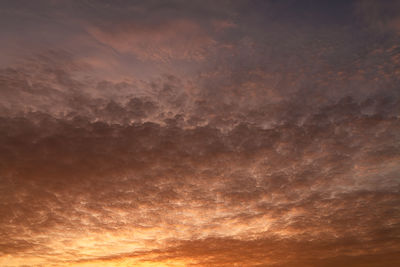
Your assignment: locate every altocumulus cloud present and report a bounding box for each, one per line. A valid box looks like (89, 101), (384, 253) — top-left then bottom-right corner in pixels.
(0, 0), (399, 266)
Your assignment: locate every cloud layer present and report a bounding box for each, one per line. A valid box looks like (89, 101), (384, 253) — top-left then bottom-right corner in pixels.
(0, 1), (399, 266)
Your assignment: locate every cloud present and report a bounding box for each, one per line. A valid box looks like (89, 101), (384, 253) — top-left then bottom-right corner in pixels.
(355, 0), (400, 34)
(87, 19), (217, 62)
(1, 89), (399, 265)
(78, 1), (239, 62)
(0, 1), (400, 266)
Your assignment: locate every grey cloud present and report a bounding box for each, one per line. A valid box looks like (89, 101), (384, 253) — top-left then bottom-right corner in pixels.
(356, 0), (400, 35)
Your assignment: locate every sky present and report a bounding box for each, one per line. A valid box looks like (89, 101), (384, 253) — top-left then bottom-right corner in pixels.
(0, 0), (399, 266)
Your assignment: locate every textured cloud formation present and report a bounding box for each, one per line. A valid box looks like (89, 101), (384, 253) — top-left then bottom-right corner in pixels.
(0, 1), (400, 267)
(87, 18), (217, 61)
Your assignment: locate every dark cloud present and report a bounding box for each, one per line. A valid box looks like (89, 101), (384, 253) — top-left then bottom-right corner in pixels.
(1, 92), (399, 265)
(356, 0), (400, 35)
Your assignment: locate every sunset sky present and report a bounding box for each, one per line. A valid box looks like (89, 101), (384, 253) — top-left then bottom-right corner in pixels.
(1, 1), (400, 266)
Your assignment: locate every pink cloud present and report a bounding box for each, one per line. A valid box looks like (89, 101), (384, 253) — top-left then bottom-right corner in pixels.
(87, 19), (217, 62)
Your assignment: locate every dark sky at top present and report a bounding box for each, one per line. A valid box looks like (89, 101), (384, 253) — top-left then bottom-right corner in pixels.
(0, 1), (399, 266)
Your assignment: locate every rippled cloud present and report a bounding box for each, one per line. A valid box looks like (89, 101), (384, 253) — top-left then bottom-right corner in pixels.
(0, 1), (399, 266)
